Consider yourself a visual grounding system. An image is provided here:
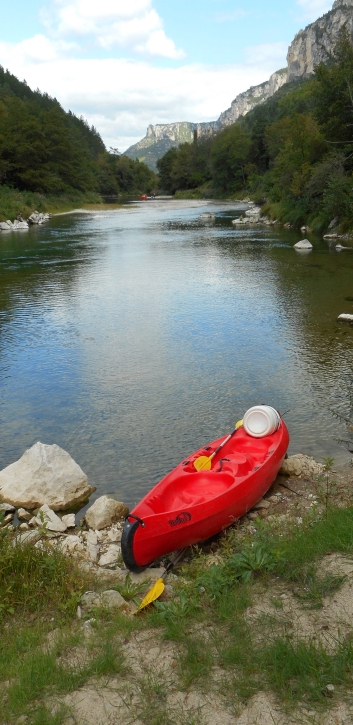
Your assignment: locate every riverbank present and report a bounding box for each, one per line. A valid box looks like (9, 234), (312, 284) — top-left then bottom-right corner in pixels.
(0, 186), (108, 222)
(1, 456), (353, 725)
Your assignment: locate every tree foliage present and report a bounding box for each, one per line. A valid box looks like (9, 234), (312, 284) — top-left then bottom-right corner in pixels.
(156, 30), (353, 230)
(0, 66), (156, 198)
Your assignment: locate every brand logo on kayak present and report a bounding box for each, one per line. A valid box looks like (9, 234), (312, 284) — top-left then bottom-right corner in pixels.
(169, 512), (192, 527)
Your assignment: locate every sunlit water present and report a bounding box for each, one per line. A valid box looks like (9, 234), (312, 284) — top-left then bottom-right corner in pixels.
(1, 199), (353, 510)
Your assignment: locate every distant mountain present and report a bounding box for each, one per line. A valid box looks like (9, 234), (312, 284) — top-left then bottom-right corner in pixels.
(125, 0), (353, 171)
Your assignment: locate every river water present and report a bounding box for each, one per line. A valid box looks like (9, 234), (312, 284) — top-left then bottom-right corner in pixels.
(1, 200), (353, 509)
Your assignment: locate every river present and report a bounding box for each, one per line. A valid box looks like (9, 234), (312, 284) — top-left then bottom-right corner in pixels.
(1, 199), (353, 509)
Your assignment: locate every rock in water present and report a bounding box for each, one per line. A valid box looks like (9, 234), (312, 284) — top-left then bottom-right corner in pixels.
(0, 442), (95, 510)
(85, 495), (129, 530)
(294, 239), (313, 250)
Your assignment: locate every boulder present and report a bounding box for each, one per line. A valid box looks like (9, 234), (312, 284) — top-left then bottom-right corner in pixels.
(280, 454), (324, 478)
(28, 212), (51, 225)
(0, 442), (95, 510)
(294, 239), (313, 250)
(12, 221), (29, 230)
(35, 504), (67, 533)
(85, 495), (129, 530)
(0, 222), (11, 231)
(338, 313), (353, 323)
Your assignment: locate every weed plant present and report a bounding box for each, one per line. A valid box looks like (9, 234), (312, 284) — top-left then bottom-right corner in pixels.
(145, 506), (353, 714)
(0, 527), (88, 618)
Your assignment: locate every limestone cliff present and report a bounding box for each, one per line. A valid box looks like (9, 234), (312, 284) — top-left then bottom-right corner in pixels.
(125, 0), (353, 171)
(124, 72), (287, 171)
(218, 69), (288, 127)
(287, 0), (353, 80)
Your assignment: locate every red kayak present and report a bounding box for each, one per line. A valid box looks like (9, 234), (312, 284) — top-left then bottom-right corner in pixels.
(121, 419), (289, 571)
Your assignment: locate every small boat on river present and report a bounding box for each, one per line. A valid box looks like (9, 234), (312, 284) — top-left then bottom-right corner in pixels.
(121, 409), (289, 572)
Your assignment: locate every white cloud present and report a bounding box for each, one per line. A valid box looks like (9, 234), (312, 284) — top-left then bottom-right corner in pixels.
(41, 0), (184, 58)
(0, 35), (287, 151)
(296, 0), (333, 22)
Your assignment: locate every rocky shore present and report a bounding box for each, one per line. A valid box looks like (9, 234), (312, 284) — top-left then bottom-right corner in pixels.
(0, 211), (51, 231)
(0, 440), (335, 619)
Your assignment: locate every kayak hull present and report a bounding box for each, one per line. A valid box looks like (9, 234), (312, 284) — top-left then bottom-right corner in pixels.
(122, 421), (289, 571)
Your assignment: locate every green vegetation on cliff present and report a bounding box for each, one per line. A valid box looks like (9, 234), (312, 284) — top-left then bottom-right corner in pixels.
(158, 30), (353, 232)
(0, 66), (156, 219)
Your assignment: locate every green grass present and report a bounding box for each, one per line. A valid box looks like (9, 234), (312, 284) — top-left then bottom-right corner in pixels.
(0, 184), (104, 220)
(2, 505), (353, 723)
(0, 527), (89, 618)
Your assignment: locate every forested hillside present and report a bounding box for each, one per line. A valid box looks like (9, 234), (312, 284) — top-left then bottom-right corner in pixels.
(0, 66), (156, 215)
(157, 31), (353, 232)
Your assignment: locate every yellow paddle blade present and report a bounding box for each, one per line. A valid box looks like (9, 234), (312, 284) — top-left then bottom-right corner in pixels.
(193, 455), (212, 472)
(133, 577), (165, 614)
(236, 419), (243, 428)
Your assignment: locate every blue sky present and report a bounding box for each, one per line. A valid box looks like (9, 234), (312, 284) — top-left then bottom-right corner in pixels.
(0, 0), (333, 150)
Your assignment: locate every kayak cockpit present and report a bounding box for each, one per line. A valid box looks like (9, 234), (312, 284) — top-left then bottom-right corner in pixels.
(139, 451), (258, 514)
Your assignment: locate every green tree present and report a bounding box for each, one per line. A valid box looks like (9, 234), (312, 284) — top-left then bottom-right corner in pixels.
(211, 124), (251, 193)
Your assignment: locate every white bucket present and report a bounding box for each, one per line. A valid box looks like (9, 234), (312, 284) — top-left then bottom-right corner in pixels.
(243, 406), (281, 438)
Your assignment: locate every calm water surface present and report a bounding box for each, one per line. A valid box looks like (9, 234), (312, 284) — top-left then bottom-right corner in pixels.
(1, 200), (353, 509)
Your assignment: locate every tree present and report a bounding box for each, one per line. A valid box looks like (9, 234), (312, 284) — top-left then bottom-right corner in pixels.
(210, 124), (251, 193)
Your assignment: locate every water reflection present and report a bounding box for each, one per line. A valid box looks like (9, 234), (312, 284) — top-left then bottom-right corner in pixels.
(0, 201), (353, 508)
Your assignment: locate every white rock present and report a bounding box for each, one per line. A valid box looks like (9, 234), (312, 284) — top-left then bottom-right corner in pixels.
(338, 314), (353, 323)
(17, 508), (31, 521)
(100, 590), (128, 610)
(245, 206), (261, 217)
(95, 529), (107, 542)
(86, 530), (98, 545)
(294, 239), (313, 250)
(0, 222), (11, 230)
(12, 221), (29, 230)
(199, 212), (216, 220)
(6, 220), (13, 227)
(28, 212), (51, 225)
(86, 543), (100, 563)
(98, 544), (121, 568)
(59, 535), (85, 556)
(0, 441), (95, 510)
(35, 504), (67, 533)
(29, 517), (38, 527)
(19, 523), (29, 531)
(85, 495), (128, 530)
(15, 530), (41, 545)
(81, 589), (128, 612)
(61, 514), (75, 528)
(0, 502), (15, 513)
(280, 454), (324, 478)
(107, 527), (122, 543)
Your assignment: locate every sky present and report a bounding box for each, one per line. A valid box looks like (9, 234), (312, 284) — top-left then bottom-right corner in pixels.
(0, 0), (334, 151)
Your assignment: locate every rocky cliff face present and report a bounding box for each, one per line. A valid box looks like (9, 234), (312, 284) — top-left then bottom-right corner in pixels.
(125, 0), (353, 170)
(218, 70), (288, 127)
(287, 0), (353, 80)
